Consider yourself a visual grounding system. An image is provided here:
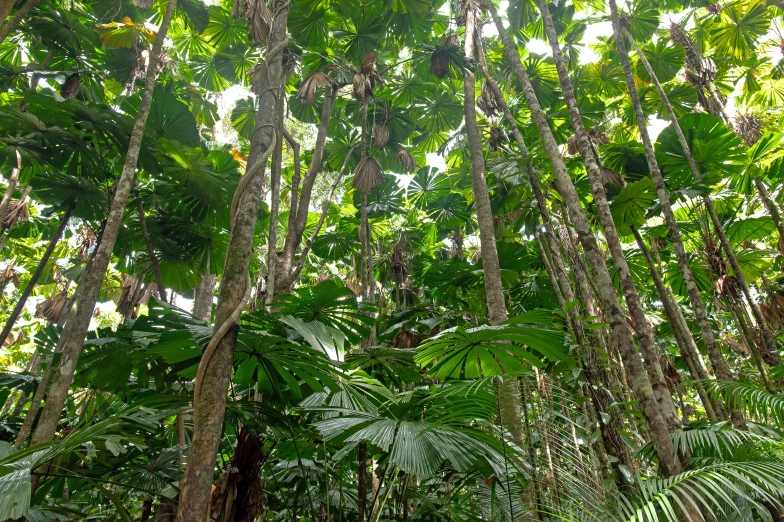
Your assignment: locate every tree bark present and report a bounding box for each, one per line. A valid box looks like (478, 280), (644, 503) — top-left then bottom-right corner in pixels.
(136, 190), (166, 302)
(535, 0), (681, 435)
(704, 197), (781, 364)
(486, 1), (682, 477)
(265, 74), (286, 305)
(174, 2), (288, 519)
(617, 21), (741, 421)
(465, 9), (526, 451)
(358, 442), (368, 522)
(28, 0), (178, 446)
(476, 34), (635, 481)
(0, 151), (21, 228)
(192, 253), (215, 322)
(276, 88), (337, 292)
(0, 0), (40, 44)
(631, 226), (720, 421)
(287, 146), (357, 285)
(0, 200), (75, 347)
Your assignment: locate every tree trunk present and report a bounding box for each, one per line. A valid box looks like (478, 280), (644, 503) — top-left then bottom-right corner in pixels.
(535, 0), (681, 435)
(174, 2), (288, 519)
(486, 1), (681, 477)
(616, 17), (740, 423)
(631, 226), (720, 421)
(476, 41), (635, 483)
(287, 146), (357, 285)
(0, 0), (16, 30)
(136, 191), (166, 301)
(0, 200), (75, 347)
(276, 88), (337, 292)
(358, 442), (368, 522)
(465, 9), (526, 451)
(192, 253), (215, 323)
(0, 0), (40, 44)
(705, 197), (781, 364)
(265, 74), (286, 305)
(0, 151), (20, 228)
(28, 0), (178, 447)
(755, 178), (784, 249)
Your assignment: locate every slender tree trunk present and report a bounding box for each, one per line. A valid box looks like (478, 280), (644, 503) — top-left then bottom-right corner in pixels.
(192, 253), (215, 322)
(136, 191), (166, 301)
(619, 21), (742, 423)
(0, 0), (15, 30)
(731, 300), (776, 392)
(0, 151), (21, 227)
(265, 75), (286, 305)
(0, 0), (40, 44)
(0, 200), (75, 347)
(28, 0), (178, 447)
(535, 0), (681, 434)
(478, 41), (633, 483)
(486, 1), (681, 477)
(631, 226), (720, 421)
(465, 9), (525, 451)
(704, 198), (781, 365)
(174, 2), (288, 519)
(287, 146), (357, 285)
(755, 178), (784, 249)
(358, 442), (368, 522)
(277, 89), (337, 291)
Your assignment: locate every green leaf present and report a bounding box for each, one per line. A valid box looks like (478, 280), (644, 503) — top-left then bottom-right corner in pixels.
(610, 177), (656, 229)
(709, 0), (770, 61)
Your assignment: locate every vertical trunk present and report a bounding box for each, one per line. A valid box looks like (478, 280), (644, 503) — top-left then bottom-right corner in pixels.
(0, 0), (40, 44)
(616, 17), (740, 420)
(486, 2), (681, 477)
(174, 3), (289, 519)
(519, 380), (544, 520)
(465, 8), (525, 452)
(0, 200), (75, 346)
(265, 78), (286, 305)
(631, 226), (720, 421)
(0, 151), (20, 227)
(276, 89), (337, 291)
(731, 301), (775, 393)
(286, 147), (357, 285)
(0, 0), (15, 29)
(192, 253), (215, 323)
(535, 0), (681, 434)
(358, 442), (368, 522)
(755, 178), (784, 249)
(704, 198), (781, 365)
(136, 191), (166, 301)
(28, 0), (178, 446)
(463, 11), (506, 327)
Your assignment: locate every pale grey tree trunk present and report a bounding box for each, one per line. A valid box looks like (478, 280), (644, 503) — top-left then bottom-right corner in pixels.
(486, 1), (682, 477)
(286, 146), (357, 285)
(174, 3), (289, 519)
(192, 253), (215, 322)
(464, 8), (523, 449)
(612, 10), (739, 424)
(534, 0), (681, 434)
(28, 0), (178, 446)
(265, 75), (286, 305)
(633, 24), (780, 371)
(476, 34), (631, 478)
(0, 151), (20, 227)
(631, 226), (720, 421)
(276, 89), (337, 292)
